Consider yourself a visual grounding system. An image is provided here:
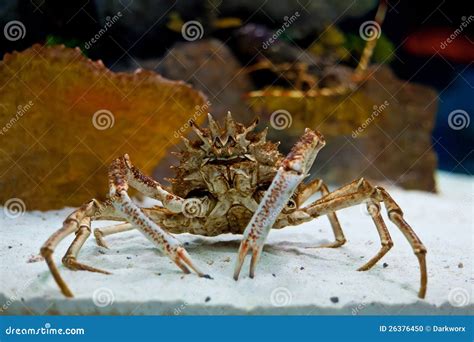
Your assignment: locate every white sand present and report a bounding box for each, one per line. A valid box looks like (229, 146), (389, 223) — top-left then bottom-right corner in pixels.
(0, 172), (472, 315)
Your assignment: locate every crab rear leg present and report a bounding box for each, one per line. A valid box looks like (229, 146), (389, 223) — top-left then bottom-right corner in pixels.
(233, 129), (326, 280)
(301, 179), (427, 298)
(296, 178), (346, 248)
(94, 223), (134, 248)
(62, 217), (111, 274)
(40, 199), (116, 297)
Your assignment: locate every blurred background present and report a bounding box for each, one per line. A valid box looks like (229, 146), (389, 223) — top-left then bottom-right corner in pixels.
(0, 0), (472, 209)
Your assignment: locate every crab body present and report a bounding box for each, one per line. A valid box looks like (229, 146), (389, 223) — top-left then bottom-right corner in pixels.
(158, 113), (305, 236)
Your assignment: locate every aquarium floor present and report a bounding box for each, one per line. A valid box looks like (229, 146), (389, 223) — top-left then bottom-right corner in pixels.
(1, 172), (472, 315)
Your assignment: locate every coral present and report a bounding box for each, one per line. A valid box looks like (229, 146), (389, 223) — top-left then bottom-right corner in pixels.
(0, 44), (207, 210)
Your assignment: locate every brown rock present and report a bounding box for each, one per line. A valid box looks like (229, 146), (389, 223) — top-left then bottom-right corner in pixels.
(140, 39), (255, 180)
(248, 65), (438, 192)
(142, 38), (253, 122)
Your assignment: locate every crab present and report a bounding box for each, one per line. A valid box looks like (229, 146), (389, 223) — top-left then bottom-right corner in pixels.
(40, 112), (427, 298)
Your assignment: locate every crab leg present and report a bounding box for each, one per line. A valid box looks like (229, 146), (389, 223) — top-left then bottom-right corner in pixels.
(40, 199), (116, 297)
(300, 179), (427, 298)
(295, 179), (346, 248)
(109, 156), (210, 278)
(120, 154), (194, 213)
(94, 223), (134, 248)
(233, 129), (326, 280)
(357, 199), (393, 271)
(354, 0), (388, 78)
(62, 217), (111, 274)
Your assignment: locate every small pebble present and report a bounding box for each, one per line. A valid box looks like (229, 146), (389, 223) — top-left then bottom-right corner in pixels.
(458, 262), (464, 268)
(27, 254), (44, 263)
(205, 296), (211, 302)
(382, 263), (388, 268)
(330, 296), (339, 304)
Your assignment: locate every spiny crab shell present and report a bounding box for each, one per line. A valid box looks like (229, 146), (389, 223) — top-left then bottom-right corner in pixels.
(167, 112), (300, 235)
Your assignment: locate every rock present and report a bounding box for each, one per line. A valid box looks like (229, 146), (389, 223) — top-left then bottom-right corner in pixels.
(152, 39), (253, 121)
(141, 39), (255, 180)
(248, 65), (438, 192)
(220, 0), (377, 37)
(94, 0), (176, 59)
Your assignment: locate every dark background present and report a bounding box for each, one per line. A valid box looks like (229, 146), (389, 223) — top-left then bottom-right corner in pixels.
(1, 0), (473, 174)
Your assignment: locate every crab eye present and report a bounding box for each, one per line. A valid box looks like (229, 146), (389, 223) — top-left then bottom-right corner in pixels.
(286, 199), (297, 209)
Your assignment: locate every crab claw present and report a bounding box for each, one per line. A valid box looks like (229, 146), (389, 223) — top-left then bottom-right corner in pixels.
(174, 247), (212, 279)
(233, 129), (324, 280)
(233, 239), (263, 280)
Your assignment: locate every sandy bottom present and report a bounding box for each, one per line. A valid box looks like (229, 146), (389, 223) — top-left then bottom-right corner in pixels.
(0, 172), (472, 315)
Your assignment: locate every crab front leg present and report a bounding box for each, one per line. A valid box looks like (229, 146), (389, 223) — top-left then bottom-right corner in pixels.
(233, 129), (326, 280)
(108, 156), (210, 278)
